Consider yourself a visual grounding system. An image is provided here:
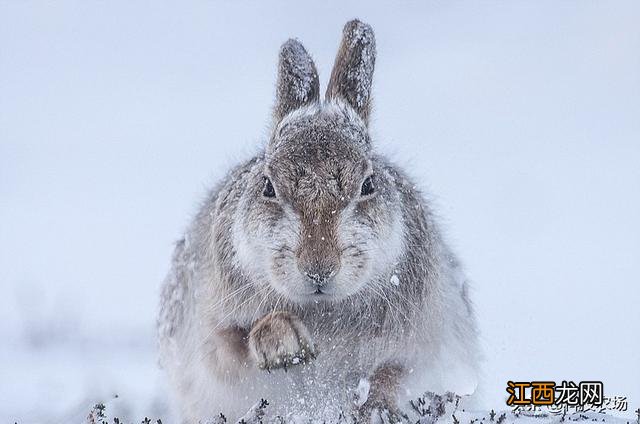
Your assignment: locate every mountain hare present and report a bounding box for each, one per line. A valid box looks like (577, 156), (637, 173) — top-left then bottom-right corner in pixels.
(158, 19), (479, 423)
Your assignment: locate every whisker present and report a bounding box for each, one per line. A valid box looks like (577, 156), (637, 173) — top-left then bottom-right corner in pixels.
(205, 283), (254, 312)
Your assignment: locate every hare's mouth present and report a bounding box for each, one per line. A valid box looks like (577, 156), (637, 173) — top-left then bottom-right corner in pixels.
(300, 287), (339, 302)
(310, 288), (336, 298)
(307, 287), (330, 297)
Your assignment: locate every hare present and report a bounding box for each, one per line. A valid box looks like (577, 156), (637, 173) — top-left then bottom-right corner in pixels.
(158, 19), (480, 423)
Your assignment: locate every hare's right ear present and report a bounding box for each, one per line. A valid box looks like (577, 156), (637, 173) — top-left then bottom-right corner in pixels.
(273, 39), (320, 123)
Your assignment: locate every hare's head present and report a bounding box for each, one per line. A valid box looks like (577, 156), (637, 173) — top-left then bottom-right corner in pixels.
(234, 20), (404, 304)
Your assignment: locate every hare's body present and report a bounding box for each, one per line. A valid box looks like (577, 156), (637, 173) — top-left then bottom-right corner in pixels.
(158, 21), (479, 423)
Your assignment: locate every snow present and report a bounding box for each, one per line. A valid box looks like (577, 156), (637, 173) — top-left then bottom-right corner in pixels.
(1, 1), (639, 423)
(354, 378), (371, 407)
(236, 399), (269, 424)
(83, 392), (635, 423)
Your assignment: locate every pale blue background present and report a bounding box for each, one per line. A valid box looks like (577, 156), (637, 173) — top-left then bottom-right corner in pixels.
(1, 1), (639, 421)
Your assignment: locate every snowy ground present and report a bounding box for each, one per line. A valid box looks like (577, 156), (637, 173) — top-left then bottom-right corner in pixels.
(1, 1), (639, 423)
(1, 333), (168, 423)
(83, 392), (635, 424)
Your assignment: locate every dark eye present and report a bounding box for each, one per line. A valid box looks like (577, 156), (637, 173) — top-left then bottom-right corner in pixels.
(360, 175), (375, 196)
(263, 176), (276, 198)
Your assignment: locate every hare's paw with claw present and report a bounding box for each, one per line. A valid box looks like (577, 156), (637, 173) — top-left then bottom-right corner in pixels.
(248, 311), (315, 371)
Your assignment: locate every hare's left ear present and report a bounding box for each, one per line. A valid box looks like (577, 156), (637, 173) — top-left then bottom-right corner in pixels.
(273, 39), (320, 123)
(326, 20), (376, 126)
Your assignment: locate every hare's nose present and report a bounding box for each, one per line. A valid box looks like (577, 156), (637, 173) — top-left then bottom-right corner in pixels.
(300, 261), (339, 288)
(304, 270), (332, 287)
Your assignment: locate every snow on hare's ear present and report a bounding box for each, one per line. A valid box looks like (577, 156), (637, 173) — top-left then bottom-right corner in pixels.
(273, 39), (320, 123)
(326, 19), (376, 126)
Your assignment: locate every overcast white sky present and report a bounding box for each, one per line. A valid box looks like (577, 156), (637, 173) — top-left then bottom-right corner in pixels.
(1, 1), (639, 421)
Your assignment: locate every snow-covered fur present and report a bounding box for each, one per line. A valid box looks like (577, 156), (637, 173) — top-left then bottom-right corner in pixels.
(158, 20), (480, 423)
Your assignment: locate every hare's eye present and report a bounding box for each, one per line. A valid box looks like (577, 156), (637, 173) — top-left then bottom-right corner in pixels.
(263, 177), (276, 198)
(360, 175), (375, 196)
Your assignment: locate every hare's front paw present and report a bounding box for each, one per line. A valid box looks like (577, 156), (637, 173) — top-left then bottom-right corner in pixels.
(248, 311), (316, 371)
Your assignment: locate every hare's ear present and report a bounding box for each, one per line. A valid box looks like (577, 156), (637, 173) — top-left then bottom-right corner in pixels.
(325, 20), (376, 125)
(273, 39), (320, 123)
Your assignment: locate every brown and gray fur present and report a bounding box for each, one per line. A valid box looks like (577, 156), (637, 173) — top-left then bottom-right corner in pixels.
(158, 20), (480, 423)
